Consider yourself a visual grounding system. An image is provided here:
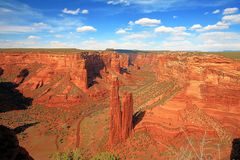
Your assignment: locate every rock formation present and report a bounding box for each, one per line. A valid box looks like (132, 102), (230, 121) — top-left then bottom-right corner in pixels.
(121, 92), (133, 140)
(111, 54), (121, 74)
(109, 76), (122, 145)
(109, 77), (133, 146)
(71, 59), (88, 91)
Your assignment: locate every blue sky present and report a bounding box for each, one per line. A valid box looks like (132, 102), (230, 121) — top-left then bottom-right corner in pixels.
(0, 0), (240, 51)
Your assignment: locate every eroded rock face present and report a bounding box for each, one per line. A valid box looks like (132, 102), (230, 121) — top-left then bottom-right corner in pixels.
(0, 51), (130, 108)
(109, 77), (133, 146)
(121, 92), (133, 140)
(109, 76), (122, 145)
(111, 54), (121, 74)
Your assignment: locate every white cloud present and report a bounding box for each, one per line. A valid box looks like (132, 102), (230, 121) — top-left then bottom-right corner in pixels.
(190, 24), (202, 31)
(32, 22), (48, 29)
(0, 7), (13, 13)
(197, 32), (240, 51)
(155, 26), (186, 33)
(223, 7), (239, 15)
(173, 16), (178, 19)
(107, 0), (129, 6)
(62, 8), (81, 15)
(203, 21), (229, 31)
(116, 28), (127, 34)
(76, 26), (97, 33)
(190, 21), (229, 32)
(222, 14), (240, 24)
(199, 32), (240, 41)
(212, 9), (220, 14)
(128, 21), (134, 26)
(0, 25), (35, 33)
(103, 0), (230, 13)
(55, 34), (64, 38)
(27, 35), (40, 39)
(135, 18), (161, 26)
(81, 9), (89, 14)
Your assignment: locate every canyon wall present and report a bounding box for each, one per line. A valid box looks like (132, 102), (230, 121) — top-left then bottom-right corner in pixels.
(0, 50), (129, 107)
(132, 53), (240, 110)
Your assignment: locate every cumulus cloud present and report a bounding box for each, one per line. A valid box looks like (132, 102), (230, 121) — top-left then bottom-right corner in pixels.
(155, 26), (186, 33)
(116, 28), (127, 34)
(223, 7), (239, 15)
(81, 9), (89, 14)
(222, 14), (240, 24)
(155, 26), (191, 39)
(203, 21), (229, 31)
(197, 32), (240, 51)
(135, 18), (161, 26)
(62, 8), (81, 15)
(212, 9), (220, 14)
(0, 22), (49, 33)
(190, 24), (203, 31)
(190, 21), (229, 32)
(76, 26), (97, 33)
(27, 35), (40, 39)
(32, 22), (48, 29)
(128, 21), (134, 26)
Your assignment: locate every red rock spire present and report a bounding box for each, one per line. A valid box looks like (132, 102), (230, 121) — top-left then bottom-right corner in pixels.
(109, 76), (133, 146)
(121, 92), (133, 140)
(109, 76), (122, 145)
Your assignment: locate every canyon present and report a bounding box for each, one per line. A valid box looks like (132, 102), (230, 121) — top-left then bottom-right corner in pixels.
(0, 49), (239, 159)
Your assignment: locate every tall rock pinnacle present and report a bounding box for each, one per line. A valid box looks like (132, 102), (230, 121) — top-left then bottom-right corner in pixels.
(109, 76), (133, 146)
(121, 92), (133, 140)
(109, 76), (122, 145)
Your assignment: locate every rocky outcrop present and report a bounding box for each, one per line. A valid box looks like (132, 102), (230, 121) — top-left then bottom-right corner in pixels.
(109, 77), (133, 146)
(0, 50), (130, 108)
(121, 92), (133, 140)
(111, 54), (121, 74)
(109, 76), (122, 145)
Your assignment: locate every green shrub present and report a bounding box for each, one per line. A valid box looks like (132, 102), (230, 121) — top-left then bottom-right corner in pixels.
(52, 149), (83, 160)
(90, 152), (120, 160)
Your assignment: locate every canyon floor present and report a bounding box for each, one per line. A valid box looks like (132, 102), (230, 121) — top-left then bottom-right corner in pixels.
(0, 49), (240, 160)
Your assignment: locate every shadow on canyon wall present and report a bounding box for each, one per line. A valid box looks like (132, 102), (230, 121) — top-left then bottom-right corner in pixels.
(230, 138), (240, 160)
(84, 54), (105, 88)
(0, 125), (35, 160)
(0, 67), (4, 76)
(133, 110), (145, 129)
(14, 122), (39, 135)
(17, 68), (29, 84)
(0, 68), (33, 112)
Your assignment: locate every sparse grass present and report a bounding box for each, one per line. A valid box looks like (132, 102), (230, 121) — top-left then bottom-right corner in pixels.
(194, 52), (240, 59)
(90, 152), (120, 160)
(52, 148), (84, 160)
